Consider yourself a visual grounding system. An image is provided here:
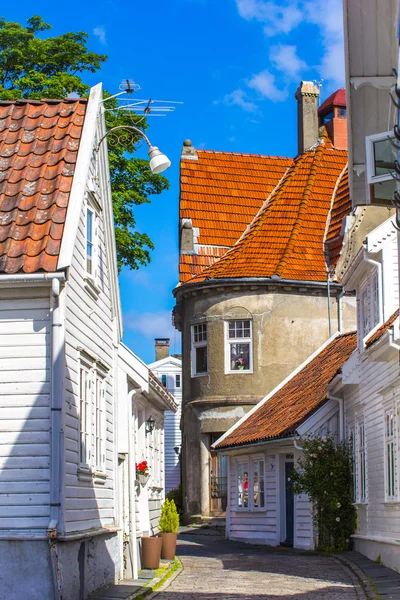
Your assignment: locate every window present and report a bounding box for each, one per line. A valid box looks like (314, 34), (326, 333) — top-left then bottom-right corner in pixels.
(350, 429), (357, 502)
(79, 356), (107, 474)
(237, 462), (249, 508)
(338, 107), (346, 118)
(359, 270), (380, 339)
(161, 374), (167, 388)
(175, 374), (181, 388)
(226, 320), (252, 372)
(252, 459), (265, 509)
(365, 131), (396, 205)
(86, 207), (95, 275)
(321, 110), (334, 124)
(385, 408), (396, 499)
(358, 423), (366, 503)
(192, 323), (207, 376)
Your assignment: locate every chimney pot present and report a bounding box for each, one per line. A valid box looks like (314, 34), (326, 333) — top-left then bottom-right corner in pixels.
(295, 81), (320, 155)
(155, 338), (170, 361)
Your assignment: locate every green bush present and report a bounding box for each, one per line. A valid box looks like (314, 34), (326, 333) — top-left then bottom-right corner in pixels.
(159, 498), (180, 534)
(291, 434), (356, 553)
(166, 484), (183, 518)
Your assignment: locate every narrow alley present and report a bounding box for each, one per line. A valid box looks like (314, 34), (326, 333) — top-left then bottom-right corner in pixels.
(155, 530), (367, 600)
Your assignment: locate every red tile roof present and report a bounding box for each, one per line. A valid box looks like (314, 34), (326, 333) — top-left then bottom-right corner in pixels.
(366, 309), (399, 348)
(0, 98), (87, 274)
(215, 331), (357, 449)
(185, 136), (348, 284)
(179, 150), (292, 282)
(326, 167), (351, 270)
(318, 88), (346, 114)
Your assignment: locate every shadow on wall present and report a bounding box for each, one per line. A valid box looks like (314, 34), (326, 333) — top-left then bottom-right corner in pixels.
(0, 300), (116, 600)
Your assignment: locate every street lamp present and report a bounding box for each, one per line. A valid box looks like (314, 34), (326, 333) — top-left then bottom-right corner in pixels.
(97, 125), (171, 174)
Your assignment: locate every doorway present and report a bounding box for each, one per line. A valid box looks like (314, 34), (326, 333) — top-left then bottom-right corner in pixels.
(210, 434), (227, 515)
(284, 461), (294, 546)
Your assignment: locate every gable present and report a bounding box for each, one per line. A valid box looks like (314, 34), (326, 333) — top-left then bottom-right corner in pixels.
(0, 98), (87, 273)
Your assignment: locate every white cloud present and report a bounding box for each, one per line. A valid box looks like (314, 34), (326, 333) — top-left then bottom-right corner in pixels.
(234, 0), (345, 85)
(236, 0), (303, 35)
(222, 89), (258, 113)
(269, 44), (308, 79)
(247, 70), (288, 102)
(124, 310), (175, 340)
(93, 26), (106, 45)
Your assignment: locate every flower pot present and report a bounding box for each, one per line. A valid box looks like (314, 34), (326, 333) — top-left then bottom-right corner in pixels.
(141, 536), (162, 569)
(159, 532), (178, 560)
(137, 473), (150, 487)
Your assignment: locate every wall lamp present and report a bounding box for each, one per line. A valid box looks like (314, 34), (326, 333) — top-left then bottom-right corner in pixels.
(145, 415), (156, 436)
(174, 445), (181, 457)
(97, 125), (171, 174)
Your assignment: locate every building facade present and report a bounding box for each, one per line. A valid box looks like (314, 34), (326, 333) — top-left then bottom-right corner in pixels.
(149, 338), (182, 493)
(174, 85), (361, 521)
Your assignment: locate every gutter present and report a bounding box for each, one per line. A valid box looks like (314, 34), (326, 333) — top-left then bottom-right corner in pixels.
(0, 272), (66, 285)
(214, 435), (295, 453)
(173, 276), (344, 298)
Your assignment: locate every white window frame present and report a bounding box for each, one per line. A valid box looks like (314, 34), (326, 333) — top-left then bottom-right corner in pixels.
(237, 460), (249, 510)
(358, 421), (367, 503)
(359, 269), (381, 341)
(191, 322), (208, 377)
(85, 204), (96, 278)
(349, 427), (357, 503)
(365, 131), (396, 204)
(78, 353), (108, 478)
(251, 457), (265, 510)
(384, 405), (398, 501)
(225, 320), (253, 374)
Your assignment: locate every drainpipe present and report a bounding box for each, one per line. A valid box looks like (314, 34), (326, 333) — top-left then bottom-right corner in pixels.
(293, 438), (304, 451)
(328, 395), (344, 442)
(46, 274), (66, 600)
(128, 388), (143, 580)
(363, 249), (384, 323)
(326, 274), (332, 337)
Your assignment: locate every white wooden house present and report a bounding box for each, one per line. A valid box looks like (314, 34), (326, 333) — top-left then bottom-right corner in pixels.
(149, 342), (182, 493)
(327, 217), (400, 571)
(117, 344), (177, 578)
(0, 84), (174, 599)
(213, 332), (357, 548)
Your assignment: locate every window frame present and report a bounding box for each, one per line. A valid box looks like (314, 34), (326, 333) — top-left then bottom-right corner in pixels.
(358, 421), (367, 503)
(224, 319), (253, 374)
(365, 130), (396, 205)
(191, 322), (208, 377)
(359, 269), (381, 341)
(251, 457), (265, 510)
(85, 204), (96, 279)
(384, 405), (397, 501)
(79, 360), (92, 469)
(175, 374), (181, 388)
(237, 459), (249, 510)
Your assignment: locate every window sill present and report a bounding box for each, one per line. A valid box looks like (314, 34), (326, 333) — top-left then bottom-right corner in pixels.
(84, 276), (101, 300)
(234, 508), (265, 513)
(225, 370), (253, 375)
(192, 372), (208, 378)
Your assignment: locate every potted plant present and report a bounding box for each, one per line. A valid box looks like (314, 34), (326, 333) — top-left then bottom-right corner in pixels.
(136, 460), (150, 486)
(159, 499), (180, 560)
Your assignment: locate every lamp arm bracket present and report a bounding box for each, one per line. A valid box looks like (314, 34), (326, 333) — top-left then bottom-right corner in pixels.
(96, 125), (151, 152)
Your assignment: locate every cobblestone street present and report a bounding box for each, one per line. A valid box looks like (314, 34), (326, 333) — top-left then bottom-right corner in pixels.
(156, 531), (367, 600)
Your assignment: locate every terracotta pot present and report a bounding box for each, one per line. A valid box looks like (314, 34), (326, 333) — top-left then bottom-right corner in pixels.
(141, 536), (162, 569)
(159, 532), (178, 560)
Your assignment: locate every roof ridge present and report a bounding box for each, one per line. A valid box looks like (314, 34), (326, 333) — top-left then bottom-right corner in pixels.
(274, 142), (326, 277)
(194, 149), (292, 160)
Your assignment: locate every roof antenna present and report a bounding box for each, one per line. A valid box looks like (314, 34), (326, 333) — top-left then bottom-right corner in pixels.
(101, 78), (183, 117)
(314, 79), (324, 107)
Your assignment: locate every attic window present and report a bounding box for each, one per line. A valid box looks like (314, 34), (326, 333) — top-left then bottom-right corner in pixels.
(365, 131), (396, 205)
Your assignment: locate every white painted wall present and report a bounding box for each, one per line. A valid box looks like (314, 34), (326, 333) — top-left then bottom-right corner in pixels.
(148, 357), (182, 492)
(0, 286), (51, 535)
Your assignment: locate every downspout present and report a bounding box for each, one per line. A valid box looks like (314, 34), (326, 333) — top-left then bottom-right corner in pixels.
(328, 395), (344, 442)
(327, 275), (332, 337)
(128, 388), (143, 580)
(46, 274), (66, 600)
(293, 438), (304, 451)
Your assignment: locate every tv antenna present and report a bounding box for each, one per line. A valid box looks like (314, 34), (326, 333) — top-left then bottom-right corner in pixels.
(101, 78), (183, 117)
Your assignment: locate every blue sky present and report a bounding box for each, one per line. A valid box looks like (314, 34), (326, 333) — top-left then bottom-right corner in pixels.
(10, 1), (345, 363)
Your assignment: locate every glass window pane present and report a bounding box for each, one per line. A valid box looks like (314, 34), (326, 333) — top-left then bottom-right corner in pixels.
(373, 137), (396, 177)
(87, 209), (93, 242)
(253, 463), (259, 508)
(243, 469), (249, 508)
(196, 346), (207, 373)
(86, 242), (93, 274)
(175, 374), (181, 388)
(230, 343), (250, 370)
(161, 374), (167, 387)
(259, 461), (265, 508)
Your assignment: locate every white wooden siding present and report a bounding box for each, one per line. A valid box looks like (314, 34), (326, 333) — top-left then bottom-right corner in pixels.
(62, 134), (117, 534)
(0, 287), (51, 533)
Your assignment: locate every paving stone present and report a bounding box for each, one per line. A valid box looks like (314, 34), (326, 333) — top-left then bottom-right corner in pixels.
(155, 531), (368, 600)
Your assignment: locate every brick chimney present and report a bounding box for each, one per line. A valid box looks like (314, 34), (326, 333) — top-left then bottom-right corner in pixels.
(318, 88), (347, 150)
(295, 81), (320, 155)
(155, 338), (170, 361)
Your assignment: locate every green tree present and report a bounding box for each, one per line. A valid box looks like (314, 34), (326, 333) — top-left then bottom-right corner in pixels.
(291, 435), (356, 553)
(0, 15), (169, 270)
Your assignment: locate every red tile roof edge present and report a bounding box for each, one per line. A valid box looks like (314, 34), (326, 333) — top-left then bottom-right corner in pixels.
(215, 330), (357, 450)
(365, 309), (399, 348)
(182, 149), (292, 160)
